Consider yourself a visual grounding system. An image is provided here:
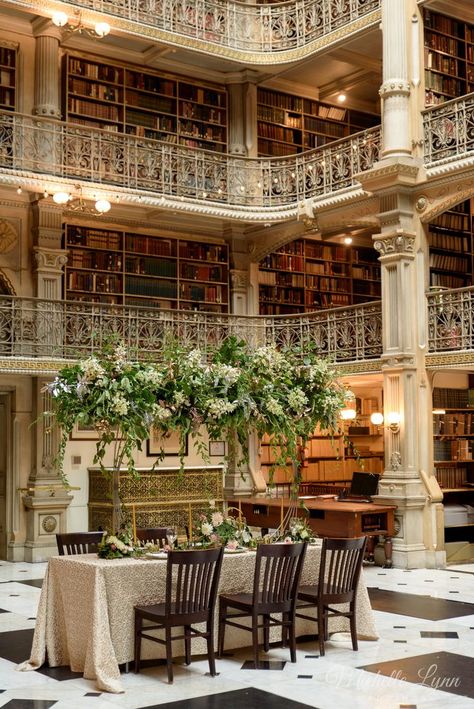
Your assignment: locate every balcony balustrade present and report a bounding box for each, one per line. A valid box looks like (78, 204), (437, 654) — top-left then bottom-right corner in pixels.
(0, 296), (382, 366)
(427, 286), (474, 354)
(423, 93), (474, 168)
(7, 0), (380, 60)
(0, 111), (381, 219)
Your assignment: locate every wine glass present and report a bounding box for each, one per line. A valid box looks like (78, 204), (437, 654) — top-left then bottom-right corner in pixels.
(166, 527), (177, 549)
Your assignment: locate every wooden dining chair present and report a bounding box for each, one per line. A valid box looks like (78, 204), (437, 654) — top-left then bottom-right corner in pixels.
(134, 546), (224, 683)
(217, 542), (307, 667)
(295, 536), (367, 656)
(56, 531), (104, 556)
(135, 527), (168, 547)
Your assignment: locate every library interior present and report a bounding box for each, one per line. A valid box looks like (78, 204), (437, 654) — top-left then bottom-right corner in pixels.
(0, 0), (474, 707)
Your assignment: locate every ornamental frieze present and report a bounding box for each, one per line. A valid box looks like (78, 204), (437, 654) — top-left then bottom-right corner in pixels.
(373, 231), (415, 256)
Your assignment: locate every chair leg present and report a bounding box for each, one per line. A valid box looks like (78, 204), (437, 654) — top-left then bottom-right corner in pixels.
(184, 625), (191, 665)
(207, 620), (217, 677)
(263, 614), (270, 652)
(134, 613), (142, 673)
(281, 612), (288, 648)
(217, 600), (226, 658)
(165, 626), (173, 684)
(288, 612), (297, 663)
(349, 604), (358, 651)
(252, 614), (260, 668)
(318, 604), (325, 657)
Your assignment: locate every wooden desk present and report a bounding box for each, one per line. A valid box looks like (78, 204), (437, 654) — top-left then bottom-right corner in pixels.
(229, 496), (397, 568)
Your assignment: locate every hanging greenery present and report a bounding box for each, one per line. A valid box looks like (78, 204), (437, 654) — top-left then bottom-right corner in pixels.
(44, 337), (347, 485)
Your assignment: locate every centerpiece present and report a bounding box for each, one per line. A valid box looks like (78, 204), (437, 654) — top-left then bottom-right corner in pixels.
(195, 506), (254, 550)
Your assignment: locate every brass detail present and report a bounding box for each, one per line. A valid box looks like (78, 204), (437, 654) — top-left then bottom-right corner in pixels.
(41, 515), (57, 533)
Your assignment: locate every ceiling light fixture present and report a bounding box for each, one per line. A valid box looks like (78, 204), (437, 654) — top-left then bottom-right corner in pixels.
(53, 186), (111, 215)
(337, 92), (347, 103)
(343, 236), (353, 245)
(52, 10), (111, 38)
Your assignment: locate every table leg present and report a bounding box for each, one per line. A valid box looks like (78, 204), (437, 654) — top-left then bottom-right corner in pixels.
(383, 536), (393, 568)
(365, 536), (376, 563)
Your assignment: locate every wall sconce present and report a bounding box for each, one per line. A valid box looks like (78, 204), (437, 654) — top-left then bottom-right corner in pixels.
(52, 11), (111, 38)
(370, 411), (401, 433)
(340, 407), (357, 421)
(52, 186), (111, 215)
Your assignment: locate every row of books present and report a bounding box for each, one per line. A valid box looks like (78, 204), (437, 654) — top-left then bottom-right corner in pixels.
(126, 113), (175, 132)
(430, 273), (470, 288)
(179, 86), (225, 107)
(429, 253), (470, 272)
(0, 69), (13, 87)
(450, 440), (472, 460)
(179, 121), (225, 141)
(304, 116), (346, 137)
(259, 286), (304, 304)
(67, 228), (122, 250)
(257, 122), (302, 143)
(126, 92), (176, 113)
(126, 72), (175, 96)
(431, 210), (470, 231)
(423, 10), (464, 37)
(180, 264), (225, 282)
(259, 303), (304, 315)
(258, 271), (304, 287)
(302, 99), (346, 121)
(69, 98), (120, 122)
(178, 243), (227, 263)
(258, 89), (303, 112)
(67, 272), (122, 294)
(180, 284), (226, 303)
(260, 253), (304, 272)
(127, 126), (177, 141)
(69, 79), (119, 102)
(126, 277), (177, 298)
(124, 257), (177, 278)
(424, 31), (461, 57)
(258, 139), (296, 156)
(180, 102), (225, 124)
(433, 387), (474, 408)
(69, 58), (121, 84)
(429, 232), (470, 253)
(303, 134), (333, 149)
(306, 244), (348, 261)
(180, 137), (226, 152)
(124, 235), (174, 256)
(68, 251), (122, 271)
(0, 88), (14, 107)
(352, 265), (381, 280)
(306, 277), (351, 292)
(424, 70), (463, 96)
(256, 105), (286, 124)
(424, 49), (459, 76)
(354, 281), (381, 296)
(435, 467), (468, 489)
(0, 48), (15, 68)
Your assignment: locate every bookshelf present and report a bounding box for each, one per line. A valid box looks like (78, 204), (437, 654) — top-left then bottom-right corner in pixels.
(432, 385), (474, 554)
(428, 200), (473, 289)
(64, 54), (227, 152)
(0, 44), (16, 112)
(258, 238), (381, 315)
(64, 225), (229, 312)
(423, 9), (474, 106)
(257, 88), (379, 157)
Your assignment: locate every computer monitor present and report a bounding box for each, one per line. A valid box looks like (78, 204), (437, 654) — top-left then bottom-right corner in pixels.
(349, 472), (380, 498)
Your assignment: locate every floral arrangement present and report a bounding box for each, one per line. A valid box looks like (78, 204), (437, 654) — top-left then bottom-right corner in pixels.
(97, 529), (135, 559)
(283, 517), (315, 543)
(45, 336), (347, 489)
(195, 507), (254, 549)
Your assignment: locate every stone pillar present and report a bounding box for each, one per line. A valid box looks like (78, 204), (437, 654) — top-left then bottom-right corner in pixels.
(379, 0), (412, 158)
(23, 379), (72, 562)
(227, 72), (258, 157)
(32, 18), (62, 119)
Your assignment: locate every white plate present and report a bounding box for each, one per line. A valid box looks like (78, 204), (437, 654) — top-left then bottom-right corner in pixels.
(144, 551), (168, 560)
(224, 547), (247, 554)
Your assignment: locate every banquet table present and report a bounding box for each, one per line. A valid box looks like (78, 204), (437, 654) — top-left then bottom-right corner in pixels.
(18, 544), (378, 693)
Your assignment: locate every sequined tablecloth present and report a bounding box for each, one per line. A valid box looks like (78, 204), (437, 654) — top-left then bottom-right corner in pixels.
(18, 545), (377, 693)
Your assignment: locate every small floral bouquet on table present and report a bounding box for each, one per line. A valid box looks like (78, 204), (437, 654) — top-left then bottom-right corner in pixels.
(282, 517), (315, 544)
(196, 507), (254, 550)
(97, 528), (136, 559)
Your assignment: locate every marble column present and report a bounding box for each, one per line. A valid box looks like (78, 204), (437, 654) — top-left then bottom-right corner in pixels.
(32, 18), (62, 119)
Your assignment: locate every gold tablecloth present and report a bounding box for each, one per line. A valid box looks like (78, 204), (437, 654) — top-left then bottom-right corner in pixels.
(18, 545), (377, 693)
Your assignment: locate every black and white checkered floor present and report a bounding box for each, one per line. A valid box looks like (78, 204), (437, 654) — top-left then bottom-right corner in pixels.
(1, 561), (474, 707)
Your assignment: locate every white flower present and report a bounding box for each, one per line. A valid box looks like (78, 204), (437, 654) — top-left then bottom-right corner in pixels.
(201, 522), (213, 536)
(80, 357), (105, 382)
(241, 529), (252, 543)
(153, 405), (172, 422)
(111, 394), (128, 416)
(207, 398), (238, 419)
(300, 529), (309, 539)
(287, 388), (308, 412)
(211, 511), (223, 527)
(266, 397), (284, 417)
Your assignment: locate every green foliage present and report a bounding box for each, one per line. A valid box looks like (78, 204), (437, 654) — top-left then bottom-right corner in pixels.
(45, 337), (346, 486)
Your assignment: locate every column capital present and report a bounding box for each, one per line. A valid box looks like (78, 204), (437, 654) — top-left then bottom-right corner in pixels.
(34, 247), (68, 273)
(373, 229), (416, 257)
(230, 269), (249, 290)
(32, 17), (63, 40)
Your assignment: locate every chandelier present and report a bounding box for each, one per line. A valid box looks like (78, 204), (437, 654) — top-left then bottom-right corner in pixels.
(52, 186), (111, 215)
(52, 11), (111, 38)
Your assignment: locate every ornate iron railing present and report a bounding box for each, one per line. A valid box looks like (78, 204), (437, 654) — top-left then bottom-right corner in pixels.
(8, 0), (380, 58)
(427, 286), (474, 353)
(0, 296), (382, 364)
(0, 111), (381, 218)
(423, 93), (474, 167)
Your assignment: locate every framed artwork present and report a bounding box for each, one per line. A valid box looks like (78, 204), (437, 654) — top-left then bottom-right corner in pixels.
(70, 422), (100, 440)
(209, 440), (226, 457)
(147, 428), (188, 457)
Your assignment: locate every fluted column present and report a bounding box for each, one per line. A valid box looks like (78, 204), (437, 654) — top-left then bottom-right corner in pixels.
(379, 0), (411, 158)
(32, 18), (62, 119)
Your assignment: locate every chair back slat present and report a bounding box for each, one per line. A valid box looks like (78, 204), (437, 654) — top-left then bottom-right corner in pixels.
(319, 537), (367, 597)
(56, 532), (104, 556)
(135, 527), (168, 547)
(254, 543), (306, 609)
(166, 547), (224, 617)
